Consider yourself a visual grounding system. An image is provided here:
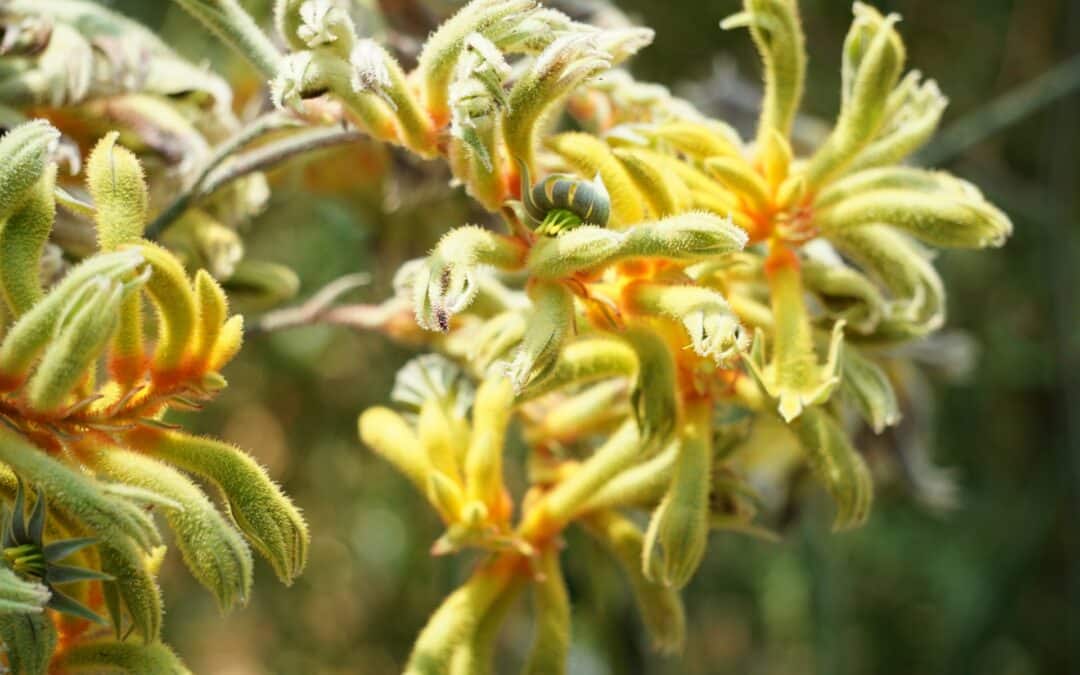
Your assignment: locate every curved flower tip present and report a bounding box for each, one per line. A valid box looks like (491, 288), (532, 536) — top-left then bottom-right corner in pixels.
(350, 40), (394, 108)
(745, 320), (846, 423)
(270, 51), (317, 113)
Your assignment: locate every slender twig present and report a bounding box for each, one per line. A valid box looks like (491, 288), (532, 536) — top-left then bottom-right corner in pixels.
(146, 112), (301, 239)
(200, 126), (365, 196)
(247, 273), (383, 335)
(146, 121), (363, 240)
(170, 0), (283, 79)
(920, 52), (1080, 165)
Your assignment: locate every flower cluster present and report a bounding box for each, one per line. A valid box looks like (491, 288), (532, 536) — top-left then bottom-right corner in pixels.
(330, 0), (1012, 671)
(0, 121), (307, 672)
(0, 0), (295, 305)
(0, 0), (1015, 671)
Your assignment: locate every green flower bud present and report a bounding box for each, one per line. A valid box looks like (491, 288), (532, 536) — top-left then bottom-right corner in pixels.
(26, 274), (140, 414)
(52, 641), (191, 675)
(404, 561), (516, 675)
(582, 510), (685, 653)
(0, 566), (49, 614)
(98, 537), (163, 641)
(594, 26), (655, 66)
(448, 576), (523, 675)
(643, 401), (712, 589)
(722, 0), (806, 145)
(801, 255), (886, 334)
(527, 225), (626, 279)
(139, 430), (309, 584)
(351, 40), (437, 156)
(840, 345), (900, 433)
(526, 420), (642, 533)
(0, 164), (56, 316)
(615, 147), (693, 217)
(816, 185), (1013, 249)
(0, 120), (59, 223)
(170, 0), (283, 78)
(93, 448), (253, 611)
(296, 0), (357, 55)
(269, 51), (324, 114)
(507, 281), (574, 390)
(522, 550), (570, 675)
(790, 406), (873, 531)
(136, 242), (199, 372)
(273, 0), (310, 52)
(417, 0), (536, 123)
(449, 32), (511, 194)
(0, 249), (143, 390)
(525, 379), (629, 444)
(803, 3), (906, 190)
(0, 428), (161, 553)
(465, 375), (513, 517)
(582, 440), (679, 513)
(162, 211), (244, 280)
(414, 226), (527, 331)
(619, 211), (749, 263)
(518, 337), (636, 401)
(623, 327), (678, 448)
(625, 281), (746, 365)
(704, 155), (772, 215)
(505, 35), (611, 169)
(359, 407), (438, 503)
(830, 224), (944, 339)
(0, 610), (56, 675)
(637, 121), (743, 161)
(222, 258), (300, 311)
(469, 310), (527, 371)
(86, 132), (148, 251)
(846, 71), (947, 173)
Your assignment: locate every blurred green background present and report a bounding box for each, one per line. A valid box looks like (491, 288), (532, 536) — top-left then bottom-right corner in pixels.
(100, 0), (1078, 672)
